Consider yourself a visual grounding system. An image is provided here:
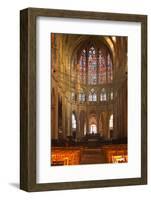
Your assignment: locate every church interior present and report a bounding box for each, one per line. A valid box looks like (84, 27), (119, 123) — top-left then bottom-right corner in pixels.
(51, 33), (128, 166)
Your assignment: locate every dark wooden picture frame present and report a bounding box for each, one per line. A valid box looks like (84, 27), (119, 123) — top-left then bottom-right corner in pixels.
(20, 7), (147, 192)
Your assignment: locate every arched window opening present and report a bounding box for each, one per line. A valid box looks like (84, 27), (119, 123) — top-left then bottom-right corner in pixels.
(84, 123), (86, 135)
(89, 88), (97, 102)
(79, 93), (85, 102)
(98, 49), (107, 84)
(90, 124), (97, 134)
(110, 90), (113, 100)
(89, 114), (97, 134)
(109, 114), (113, 130)
(107, 53), (113, 83)
(100, 88), (107, 101)
(79, 44), (112, 86)
(58, 95), (63, 138)
(93, 93), (97, 101)
(72, 113), (76, 129)
(88, 46), (97, 85)
(79, 49), (86, 84)
(88, 93), (92, 101)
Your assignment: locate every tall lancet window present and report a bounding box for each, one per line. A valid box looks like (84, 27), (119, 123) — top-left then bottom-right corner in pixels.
(107, 53), (113, 83)
(88, 46), (97, 85)
(72, 113), (76, 129)
(109, 114), (113, 130)
(79, 49), (86, 84)
(98, 49), (107, 84)
(100, 88), (107, 101)
(89, 88), (97, 102)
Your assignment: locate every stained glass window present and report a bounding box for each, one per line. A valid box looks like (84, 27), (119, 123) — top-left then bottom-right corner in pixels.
(79, 49), (86, 84)
(88, 47), (97, 85)
(78, 44), (113, 86)
(100, 88), (107, 101)
(93, 93), (97, 101)
(107, 54), (113, 83)
(89, 88), (97, 102)
(89, 93), (93, 101)
(98, 49), (107, 84)
(79, 93), (85, 102)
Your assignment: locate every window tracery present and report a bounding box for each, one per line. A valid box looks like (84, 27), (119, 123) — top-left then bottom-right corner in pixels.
(78, 42), (113, 103)
(79, 45), (112, 85)
(88, 46), (97, 85)
(88, 88), (97, 102)
(79, 93), (85, 102)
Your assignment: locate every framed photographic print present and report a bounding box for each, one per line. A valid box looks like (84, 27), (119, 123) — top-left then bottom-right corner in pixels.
(20, 8), (147, 191)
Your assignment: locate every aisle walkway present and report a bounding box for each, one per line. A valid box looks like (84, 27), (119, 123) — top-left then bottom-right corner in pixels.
(80, 149), (107, 164)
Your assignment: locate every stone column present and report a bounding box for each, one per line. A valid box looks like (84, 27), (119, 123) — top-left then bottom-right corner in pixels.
(107, 113), (110, 140)
(62, 96), (65, 139)
(97, 112), (100, 134)
(69, 109), (72, 136)
(76, 111), (80, 140)
(65, 99), (70, 138)
(86, 111), (89, 134)
(64, 105), (67, 138)
(54, 90), (58, 139)
(104, 113), (109, 140)
(67, 103), (72, 138)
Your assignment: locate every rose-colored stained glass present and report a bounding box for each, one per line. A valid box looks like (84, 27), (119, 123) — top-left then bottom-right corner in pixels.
(98, 49), (107, 84)
(79, 45), (112, 85)
(88, 47), (97, 85)
(107, 54), (113, 83)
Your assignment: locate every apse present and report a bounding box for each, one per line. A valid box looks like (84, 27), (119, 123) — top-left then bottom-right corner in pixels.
(51, 33), (128, 166)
